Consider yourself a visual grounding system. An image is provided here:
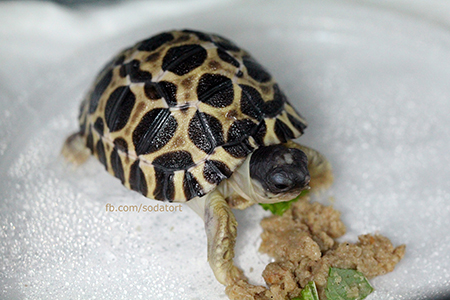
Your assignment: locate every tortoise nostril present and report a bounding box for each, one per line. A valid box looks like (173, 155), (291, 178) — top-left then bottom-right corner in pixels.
(304, 175), (311, 186)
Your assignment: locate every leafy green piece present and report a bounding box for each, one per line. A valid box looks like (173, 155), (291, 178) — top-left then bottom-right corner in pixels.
(325, 268), (374, 300)
(292, 281), (320, 300)
(300, 281), (320, 300)
(259, 189), (309, 216)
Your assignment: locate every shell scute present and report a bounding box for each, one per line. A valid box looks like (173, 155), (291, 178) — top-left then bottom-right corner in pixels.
(138, 32), (175, 52)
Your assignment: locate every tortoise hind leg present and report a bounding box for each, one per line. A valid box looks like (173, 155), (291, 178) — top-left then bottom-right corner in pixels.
(284, 140), (334, 191)
(61, 132), (91, 166)
(187, 190), (246, 285)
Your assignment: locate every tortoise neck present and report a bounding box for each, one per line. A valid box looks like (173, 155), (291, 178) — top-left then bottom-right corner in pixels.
(217, 154), (265, 205)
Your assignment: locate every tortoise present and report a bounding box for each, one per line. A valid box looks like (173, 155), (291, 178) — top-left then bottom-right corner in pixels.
(62, 29), (332, 285)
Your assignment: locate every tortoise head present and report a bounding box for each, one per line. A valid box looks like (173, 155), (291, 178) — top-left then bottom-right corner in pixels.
(249, 144), (310, 203)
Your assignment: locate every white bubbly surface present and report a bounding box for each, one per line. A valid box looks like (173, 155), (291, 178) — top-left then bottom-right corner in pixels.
(1, 0), (450, 299)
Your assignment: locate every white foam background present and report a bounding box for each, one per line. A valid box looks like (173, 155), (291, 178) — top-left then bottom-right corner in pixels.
(1, 1), (450, 299)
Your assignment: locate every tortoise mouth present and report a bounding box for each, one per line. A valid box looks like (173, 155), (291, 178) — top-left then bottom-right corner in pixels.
(253, 179), (311, 204)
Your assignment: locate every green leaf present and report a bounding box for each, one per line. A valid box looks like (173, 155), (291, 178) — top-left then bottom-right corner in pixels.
(291, 281), (320, 300)
(259, 189), (309, 216)
(325, 267), (374, 300)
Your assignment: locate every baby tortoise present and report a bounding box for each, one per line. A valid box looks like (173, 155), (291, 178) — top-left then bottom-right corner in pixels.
(62, 29), (332, 285)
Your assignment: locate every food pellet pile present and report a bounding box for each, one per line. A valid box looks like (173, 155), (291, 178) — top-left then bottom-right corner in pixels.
(226, 196), (406, 300)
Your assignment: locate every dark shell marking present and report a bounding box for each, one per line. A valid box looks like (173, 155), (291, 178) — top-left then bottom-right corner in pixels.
(78, 30), (307, 202)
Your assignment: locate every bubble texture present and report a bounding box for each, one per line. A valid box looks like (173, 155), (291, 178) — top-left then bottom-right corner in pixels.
(1, 1), (450, 300)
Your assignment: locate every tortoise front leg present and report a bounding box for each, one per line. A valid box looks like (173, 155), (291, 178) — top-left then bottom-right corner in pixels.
(188, 190), (246, 285)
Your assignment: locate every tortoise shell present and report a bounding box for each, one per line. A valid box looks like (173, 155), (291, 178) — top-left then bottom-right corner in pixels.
(78, 29), (307, 202)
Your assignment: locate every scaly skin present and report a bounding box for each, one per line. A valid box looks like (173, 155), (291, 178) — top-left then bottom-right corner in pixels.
(204, 190), (246, 285)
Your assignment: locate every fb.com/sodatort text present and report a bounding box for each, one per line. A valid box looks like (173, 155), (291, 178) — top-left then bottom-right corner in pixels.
(105, 203), (182, 213)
